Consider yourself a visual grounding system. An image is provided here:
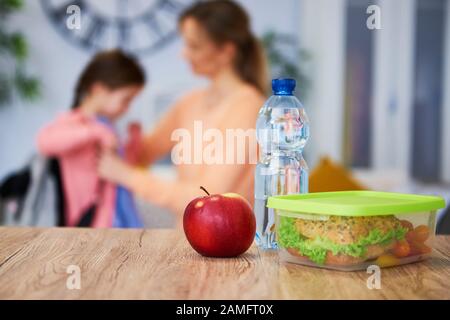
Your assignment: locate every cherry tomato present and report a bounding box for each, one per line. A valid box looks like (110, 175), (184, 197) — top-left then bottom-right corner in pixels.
(392, 240), (411, 258)
(406, 230), (416, 243)
(409, 241), (432, 256)
(414, 225), (430, 243)
(400, 220), (414, 231)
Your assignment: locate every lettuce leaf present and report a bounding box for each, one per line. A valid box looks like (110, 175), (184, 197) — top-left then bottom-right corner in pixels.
(278, 216), (407, 265)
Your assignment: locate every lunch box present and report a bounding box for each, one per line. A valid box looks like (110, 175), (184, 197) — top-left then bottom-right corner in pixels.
(267, 191), (445, 271)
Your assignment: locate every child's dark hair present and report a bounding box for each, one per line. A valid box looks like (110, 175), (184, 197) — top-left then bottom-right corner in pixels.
(72, 49), (145, 109)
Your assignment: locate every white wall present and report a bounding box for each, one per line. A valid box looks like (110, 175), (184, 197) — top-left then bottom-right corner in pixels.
(0, 0), (300, 179)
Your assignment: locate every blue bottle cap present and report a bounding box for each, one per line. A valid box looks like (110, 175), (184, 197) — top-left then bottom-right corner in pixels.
(272, 78), (296, 96)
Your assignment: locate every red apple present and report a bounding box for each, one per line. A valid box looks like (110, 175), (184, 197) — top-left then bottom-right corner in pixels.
(183, 187), (256, 257)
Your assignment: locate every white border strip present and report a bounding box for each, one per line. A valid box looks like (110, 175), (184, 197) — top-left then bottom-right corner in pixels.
(442, 0), (450, 183)
(298, 0), (347, 165)
(372, 0), (415, 176)
(394, 0), (416, 177)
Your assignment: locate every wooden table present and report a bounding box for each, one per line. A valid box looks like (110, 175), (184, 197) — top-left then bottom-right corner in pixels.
(0, 227), (449, 300)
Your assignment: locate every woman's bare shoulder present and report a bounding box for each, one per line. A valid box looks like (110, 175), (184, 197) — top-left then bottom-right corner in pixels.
(231, 84), (266, 109)
(166, 88), (207, 118)
(176, 88), (207, 106)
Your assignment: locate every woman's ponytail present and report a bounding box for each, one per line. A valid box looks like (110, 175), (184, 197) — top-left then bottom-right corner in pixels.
(238, 35), (269, 95)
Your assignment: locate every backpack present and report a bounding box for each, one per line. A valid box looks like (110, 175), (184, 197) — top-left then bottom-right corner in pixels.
(0, 155), (64, 227)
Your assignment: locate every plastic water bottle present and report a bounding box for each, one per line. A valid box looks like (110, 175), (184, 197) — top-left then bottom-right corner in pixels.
(254, 79), (309, 249)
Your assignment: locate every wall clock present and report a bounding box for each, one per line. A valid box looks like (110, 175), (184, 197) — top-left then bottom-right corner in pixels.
(40, 0), (194, 55)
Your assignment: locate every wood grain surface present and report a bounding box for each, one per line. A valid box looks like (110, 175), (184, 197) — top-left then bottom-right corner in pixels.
(0, 227), (449, 300)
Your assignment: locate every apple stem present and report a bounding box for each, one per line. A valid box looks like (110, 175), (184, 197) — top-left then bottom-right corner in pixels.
(200, 186), (210, 196)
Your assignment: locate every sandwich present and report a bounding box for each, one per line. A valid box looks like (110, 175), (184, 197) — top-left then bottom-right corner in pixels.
(278, 215), (409, 266)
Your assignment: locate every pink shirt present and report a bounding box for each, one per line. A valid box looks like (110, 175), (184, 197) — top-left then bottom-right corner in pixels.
(37, 110), (116, 227)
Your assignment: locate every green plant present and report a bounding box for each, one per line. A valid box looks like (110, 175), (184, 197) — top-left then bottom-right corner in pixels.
(0, 0), (40, 106)
(261, 31), (311, 99)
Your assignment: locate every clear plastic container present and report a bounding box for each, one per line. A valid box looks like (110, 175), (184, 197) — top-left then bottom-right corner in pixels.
(267, 191), (445, 271)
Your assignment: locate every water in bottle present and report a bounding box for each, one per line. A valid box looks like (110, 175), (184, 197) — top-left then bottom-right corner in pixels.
(254, 78), (309, 249)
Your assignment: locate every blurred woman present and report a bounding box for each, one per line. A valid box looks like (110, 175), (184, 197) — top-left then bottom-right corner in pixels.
(99, 0), (268, 220)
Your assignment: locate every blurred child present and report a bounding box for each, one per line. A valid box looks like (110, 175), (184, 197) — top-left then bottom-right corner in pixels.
(37, 50), (145, 228)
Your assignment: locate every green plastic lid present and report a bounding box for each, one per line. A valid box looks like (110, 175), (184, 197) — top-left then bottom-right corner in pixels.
(266, 191), (445, 216)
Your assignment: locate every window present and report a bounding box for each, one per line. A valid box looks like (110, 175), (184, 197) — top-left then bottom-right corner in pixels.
(343, 0), (374, 168)
(411, 0), (446, 182)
